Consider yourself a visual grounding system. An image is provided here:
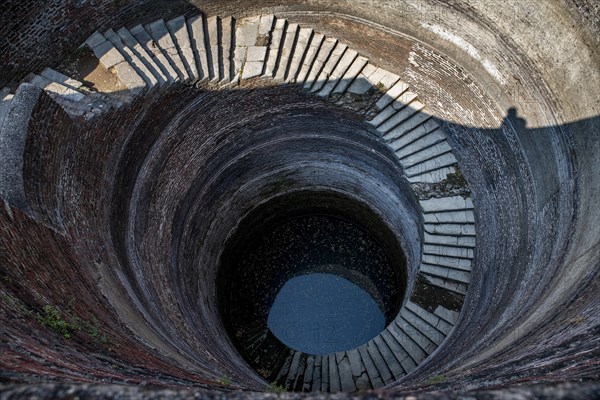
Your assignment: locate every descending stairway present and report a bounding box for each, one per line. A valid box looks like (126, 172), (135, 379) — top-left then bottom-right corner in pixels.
(0, 12), (476, 393)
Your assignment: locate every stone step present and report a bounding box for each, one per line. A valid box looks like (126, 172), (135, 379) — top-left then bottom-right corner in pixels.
(320, 353), (329, 391)
(85, 31), (147, 98)
(40, 68), (83, 90)
(233, 15), (259, 79)
(166, 16), (199, 80)
(434, 305), (461, 324)
(357, 346), (385, 389)
(420, 196), (475, 213)
(368, 91), (418, 128)
(336, 352), (357, 392)
(423, 244), (474, 259)
(401, 307), (446, 345)
(423, 209), (475, 224)
(373, 335), (405, 379)
(373, 80), (410, 111)
(205, 15), (220, 81)
(302, 355), (315, 392)
(388, 119), (440, 151)
(388, 321), (426, 365)
(286, 28), (313, 83)
(346, 349), (371, 390)
(220, 16), (234, 83)
(421, 272), (468, 295)
(332, 55), (369, 95)
(328, 353), (341, 392)
(380, 329), (416, 374)
(396, 316), (437, 355)
(424, 222), (476, 236)
(406, 301), (454, 335)
(275, 350), (294, 383)
(420, 263), (471, 284)
(294, 32), (325, 84)
(129, 24), (179, 83)
(285, 351), (303, 389)
(394, 128), (447, 159)
(104, 28), (159, 88)
(422, 253), (472, 271)
(146, 19), (189, 81)
(116, 28), (169, 85)
(424, 232), (476, 248)
(187, 15), (210, 80)
(317, 49), (359, 97)
(384, 111), (432, 144)
(366, 340), (394, 384)
(398, 140), (453, 167)
(404, 151), (458, 177)
(311, 42), (348, 93)
(407, 165), (457, 184)
(235, 15), (273, 80)
(274, 23), (299, 82)
(377, 99), (425, 134)
(293, 354), (307, 391)
(348, 64), (400, 95)
(303, 37), (337, 90)
(263, 18), (287, 78)
(311, 355), (322, 392)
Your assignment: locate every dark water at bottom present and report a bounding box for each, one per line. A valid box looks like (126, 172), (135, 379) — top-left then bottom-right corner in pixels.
(267, 273), (385, 355)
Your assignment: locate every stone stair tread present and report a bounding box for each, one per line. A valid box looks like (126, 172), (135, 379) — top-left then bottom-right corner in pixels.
(423, 209), (475, 224)
(302, 356), (315, 391)
(146, 19), (189, 81)
(130, 24), (180, 82)
(304, 37), (337, 89)
(317, 48), (358, 97)
(434, 305), (461, 324)
(424, 232), (476, 248)
(312, 356), (322, 392)
(366, 340), (394, 384)
(389, 119), (440, 150)
(381, 329), (416, 373)
(285, 351), (303, 388)
(374, 80), (410, 111)
(27, 74), (86, 103)
(396, 316), (437, 355)
(104, 28), (159, 88)
(422, 253), (472, 272)
(220, 16), (234, 83)
(320, 354), (330, 391)
(393, 125), (446, 158)
(286, 28), (313, 83)
(421, 263), (472, 284)
(406, 301), (454, 334)
(116, 28), (169, 85)
(423, 243), (474, 259)
(166, 16), (199, 80)
(424, 223), (476, 236)
(295, 32), (325, 84)
(263, 18), (287, 78)
(401, 307), (447, 345)
(332, 55), (369, 94)
(187, 15), (210, 80)
(399, 140), (453, 167)
(329, 353), (341, 392)
(373, 335), (404, 379)
(275, 350), (294, 383)
(312, 42), (348, 93)
(357, 346), (384, 389)
(388, 321), (426, 364)
(421, 272), (468, 295)
(203, 16), (220, 81)
(274, 23), (299, 81)
(40, 68), (83, 90)
(376, 98), (424, 133)
(336, 352), (357, 392)
(407, 166), (457, 184)
(404, 151), (458, 177)
(420, 196), (475, 213)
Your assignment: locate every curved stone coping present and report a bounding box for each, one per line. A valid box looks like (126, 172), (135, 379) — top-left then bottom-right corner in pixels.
(0, 11), (477, 393)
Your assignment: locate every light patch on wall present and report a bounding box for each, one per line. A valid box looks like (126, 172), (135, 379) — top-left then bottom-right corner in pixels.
(421, 23), (507, 85)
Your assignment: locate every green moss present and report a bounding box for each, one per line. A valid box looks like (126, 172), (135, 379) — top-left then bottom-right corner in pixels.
(218, 376), (232, 386)
(36, 305), (72, 339)
(426, 374), (447, 384)
(266, 382), (286, 393)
